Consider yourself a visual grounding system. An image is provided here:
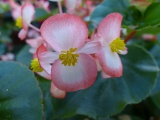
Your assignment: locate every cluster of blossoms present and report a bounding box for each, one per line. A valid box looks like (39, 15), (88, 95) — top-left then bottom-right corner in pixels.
(12, 0), (127, 98)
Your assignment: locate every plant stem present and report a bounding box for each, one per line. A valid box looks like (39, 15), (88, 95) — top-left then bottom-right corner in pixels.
(29, 24), (40, 32)
(58, 0), (62, 14)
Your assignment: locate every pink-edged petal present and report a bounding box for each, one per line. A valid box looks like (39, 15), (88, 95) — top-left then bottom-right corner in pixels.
(97, 13), (123, 44)
(18, 29), (27, 40)
(39, 52), (59, 64)
(40, 13), (88, 52)
(119, 47), (128, 55)
(76, 40), (101, 54)
(50, 82), (66, 99)
(37, 45), (59, 75)
(101, 71), (111, 79)
(97, 47), (123, 77)
(95, 58), (102, 71)
(51, 53), (97, 92)
(22, 2), (35, 30)
(26, 37), (43, 48)
(37, 71), (51, 80)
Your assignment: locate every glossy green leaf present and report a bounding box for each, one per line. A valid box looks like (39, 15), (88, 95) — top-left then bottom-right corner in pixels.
(35, 8), (50, 21)
(90, 0), (142, 26)
(143, 2), (160, 26)
(16, 45), (32, 66)
(136, 26), (160, 35)
(144, 44), (160, 116)
(38, 45), (158, 119)
(0, 62), (43, 120)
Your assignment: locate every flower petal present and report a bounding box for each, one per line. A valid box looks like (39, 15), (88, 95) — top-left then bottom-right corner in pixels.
(51, 53), (97, 92)
(26, 37), (43, 48)
(119, 47), (128, 55)
(22, 2), (35, 30)
(76, 40), (101, 54)
(37, 71), (51, 80)
(97, 13), (123, 44)
(18, 29), (27, 40)
(37, 45), (59, 75)
(101, 71), (111, 79)
(40, 13), (88, 52)
(97, 47), (123, 77)
(50, 82), (66, 99)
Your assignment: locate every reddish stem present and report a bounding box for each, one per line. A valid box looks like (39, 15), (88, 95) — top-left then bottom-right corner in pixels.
(124, 30), (136, 43)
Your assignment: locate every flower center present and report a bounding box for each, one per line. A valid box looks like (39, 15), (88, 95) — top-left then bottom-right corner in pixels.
(16, 17), (22, 28)
(59, 48), (79, 66)
(109, 38), (126, 53)
(30, 58), (43, 72)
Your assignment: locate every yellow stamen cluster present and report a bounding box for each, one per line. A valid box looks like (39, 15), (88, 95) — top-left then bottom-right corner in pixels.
(109, 38), (126, 53)
(16, 17), (22, 28)
(30, 58), (43, 72)
(59, 48), (79, 66)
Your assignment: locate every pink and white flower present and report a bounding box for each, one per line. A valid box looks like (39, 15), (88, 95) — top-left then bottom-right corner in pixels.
(38, 13), (100, 92)
(18, 2), (35, 40)
(96, 13), (127, 77)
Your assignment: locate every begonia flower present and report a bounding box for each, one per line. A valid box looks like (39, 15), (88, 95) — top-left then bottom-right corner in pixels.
(96, 13), (127, 77)
(38, 13), (100, 92)
(16, 2), (35, 40)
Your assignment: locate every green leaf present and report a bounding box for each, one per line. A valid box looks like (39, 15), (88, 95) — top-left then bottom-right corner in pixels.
(0, 61), (43, 120)
(38, 45), (158, 119)
(90, 0), (130, 25)
(143, 2), (160, 26)
(136, 26), (160, 35)
(16, 45), (32, 66)
(90, 0), (142, 27)
(35, 8), (50, 21)
(34, 8), (58, 22)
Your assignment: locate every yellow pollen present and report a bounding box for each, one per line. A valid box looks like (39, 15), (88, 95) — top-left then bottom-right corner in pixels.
(109, 38), (126, 53)
(30, 58), (43, 72)
(16, 17), (22, 28)
(59, 48), (79, 66)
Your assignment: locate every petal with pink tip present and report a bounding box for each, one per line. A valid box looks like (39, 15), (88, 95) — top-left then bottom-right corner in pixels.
(101, 71), (111, 79)
(50, 82), (66, 99)
(119, 47), (128, 55)
(37, 45), (59, 75)
(97, 13), (123, 44)
(37, 71), (51, 80)
(76, 40), (101, 54)
(18, 29), (27, 40)
(40, 13), (88, 52)
(51, 54), (97, 92)
(22, 2), (35, 30)
(97, 47), (123, 77)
